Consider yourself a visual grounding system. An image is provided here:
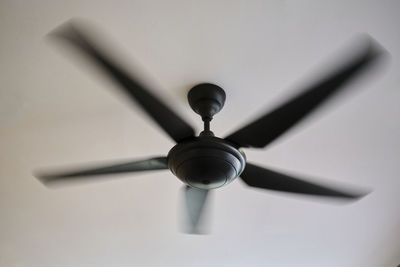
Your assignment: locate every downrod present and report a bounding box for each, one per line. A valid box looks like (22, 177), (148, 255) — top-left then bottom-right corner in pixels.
(200, 117), (214, 136)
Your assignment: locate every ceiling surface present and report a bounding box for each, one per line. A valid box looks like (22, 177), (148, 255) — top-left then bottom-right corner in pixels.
(1, 0), (399, 266)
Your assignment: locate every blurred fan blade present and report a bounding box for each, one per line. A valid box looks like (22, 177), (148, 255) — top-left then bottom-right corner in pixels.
(240, 163), (367, 199)
(36, 156), (168, 185)
(50, 20), (195, 143)
(182, 186), (210, 234)
(225, 37), (386, 148)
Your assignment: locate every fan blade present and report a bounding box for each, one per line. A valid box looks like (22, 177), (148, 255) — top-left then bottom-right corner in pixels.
(240, 163), (366, 199)
(225, 37), (386, 148)
(182, 186), (210, 234)
(36, 156), (168, 185)
(50, 20), (195, 143)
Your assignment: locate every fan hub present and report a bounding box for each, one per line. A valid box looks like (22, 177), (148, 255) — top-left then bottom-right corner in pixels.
(167, 136), (246, 189)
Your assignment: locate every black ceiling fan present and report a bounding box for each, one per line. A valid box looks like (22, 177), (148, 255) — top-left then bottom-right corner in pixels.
(36, 19), (387, 233)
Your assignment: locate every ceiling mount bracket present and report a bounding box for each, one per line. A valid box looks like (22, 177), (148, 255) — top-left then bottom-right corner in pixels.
(188, 83), (226, 121)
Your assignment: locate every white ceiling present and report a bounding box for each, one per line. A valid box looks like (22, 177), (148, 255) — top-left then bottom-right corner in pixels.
(1, 0), (399, 266)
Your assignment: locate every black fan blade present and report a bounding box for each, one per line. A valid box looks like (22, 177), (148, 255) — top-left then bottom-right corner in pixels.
(225, 37), (386, 148)
(240, 163), (366, 199)
(36, 156), (168, 185)
(50, 20), (195, 143)
(182, 186), (210, 234)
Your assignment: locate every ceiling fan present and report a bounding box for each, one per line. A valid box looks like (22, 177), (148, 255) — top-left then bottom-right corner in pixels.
(36, 19), (387, 233)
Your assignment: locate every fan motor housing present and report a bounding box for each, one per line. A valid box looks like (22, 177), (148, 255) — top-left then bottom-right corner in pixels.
(167, 136), (246, 189)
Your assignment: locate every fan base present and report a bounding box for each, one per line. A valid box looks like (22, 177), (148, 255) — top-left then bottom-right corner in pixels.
(188, 83), (226, 120)
(167, 136), (246, 190)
